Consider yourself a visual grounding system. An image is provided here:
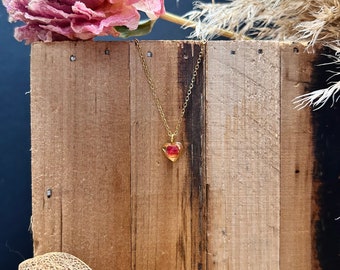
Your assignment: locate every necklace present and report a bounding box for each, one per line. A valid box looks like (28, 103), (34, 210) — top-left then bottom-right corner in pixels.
(134, 39), (206, 162)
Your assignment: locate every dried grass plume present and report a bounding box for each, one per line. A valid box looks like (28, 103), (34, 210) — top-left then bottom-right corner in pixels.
(184, 0), (340, 109)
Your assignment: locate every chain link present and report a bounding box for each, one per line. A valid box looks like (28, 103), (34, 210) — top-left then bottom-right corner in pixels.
(134, 39), (206, 142)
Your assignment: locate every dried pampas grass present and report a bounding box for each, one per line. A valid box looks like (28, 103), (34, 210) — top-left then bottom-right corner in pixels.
(293, 42), (340, 110)
(185, 0), (340, 45)
(183, 0), (340, 108)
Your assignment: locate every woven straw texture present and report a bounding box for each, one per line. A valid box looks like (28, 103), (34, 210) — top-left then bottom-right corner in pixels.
(18, 252), (92, 270)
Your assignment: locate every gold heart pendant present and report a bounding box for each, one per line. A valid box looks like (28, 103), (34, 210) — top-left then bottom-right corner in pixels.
(162, 142), (183, 162)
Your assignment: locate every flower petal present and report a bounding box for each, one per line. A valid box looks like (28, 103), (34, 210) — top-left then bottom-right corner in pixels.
(133, 0), (165, 20)
(3, 0), (164, 43)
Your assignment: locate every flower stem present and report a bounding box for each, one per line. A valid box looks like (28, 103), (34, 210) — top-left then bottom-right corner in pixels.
(159, 12), (250, 40)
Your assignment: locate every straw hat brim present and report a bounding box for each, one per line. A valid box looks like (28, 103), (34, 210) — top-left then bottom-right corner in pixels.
(18, 252), (92, 270)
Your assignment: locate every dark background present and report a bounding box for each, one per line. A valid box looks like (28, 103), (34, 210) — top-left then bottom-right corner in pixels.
(0, 4), (31, 269)
(0, 1), (193, 269)
(1, 1), (339, 269)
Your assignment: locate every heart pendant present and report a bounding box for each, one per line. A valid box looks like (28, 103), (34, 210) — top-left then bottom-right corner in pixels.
(162, 142), (183, 162)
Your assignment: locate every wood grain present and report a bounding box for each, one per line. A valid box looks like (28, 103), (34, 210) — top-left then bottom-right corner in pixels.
(31, 41), (131, 269)
(280, 43), (318, 270)
(30, 40), (317, 270)
(206, 41), (281, 270)
(130, 40), (205, 270)
(31, 41), (206, 270)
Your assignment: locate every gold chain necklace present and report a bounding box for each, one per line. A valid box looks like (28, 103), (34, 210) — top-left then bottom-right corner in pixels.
(134, 39), (206, 162)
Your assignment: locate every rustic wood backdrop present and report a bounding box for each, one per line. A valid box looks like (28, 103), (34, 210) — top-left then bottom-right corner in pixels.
(30, 41), (317, 270)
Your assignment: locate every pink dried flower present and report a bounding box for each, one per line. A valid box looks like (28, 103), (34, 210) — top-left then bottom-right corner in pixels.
(2, 0), (165, 43)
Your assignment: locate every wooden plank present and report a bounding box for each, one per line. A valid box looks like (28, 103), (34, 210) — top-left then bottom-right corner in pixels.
(129, 40), (205, 270)
(30, 41), (131, 269)
(280, 43), (318, 270)
(30, 40), (318, 270)
(206, 41), (281, 269)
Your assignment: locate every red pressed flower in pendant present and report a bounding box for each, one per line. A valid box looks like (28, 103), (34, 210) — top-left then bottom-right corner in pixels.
(162, 142), (183, 162)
